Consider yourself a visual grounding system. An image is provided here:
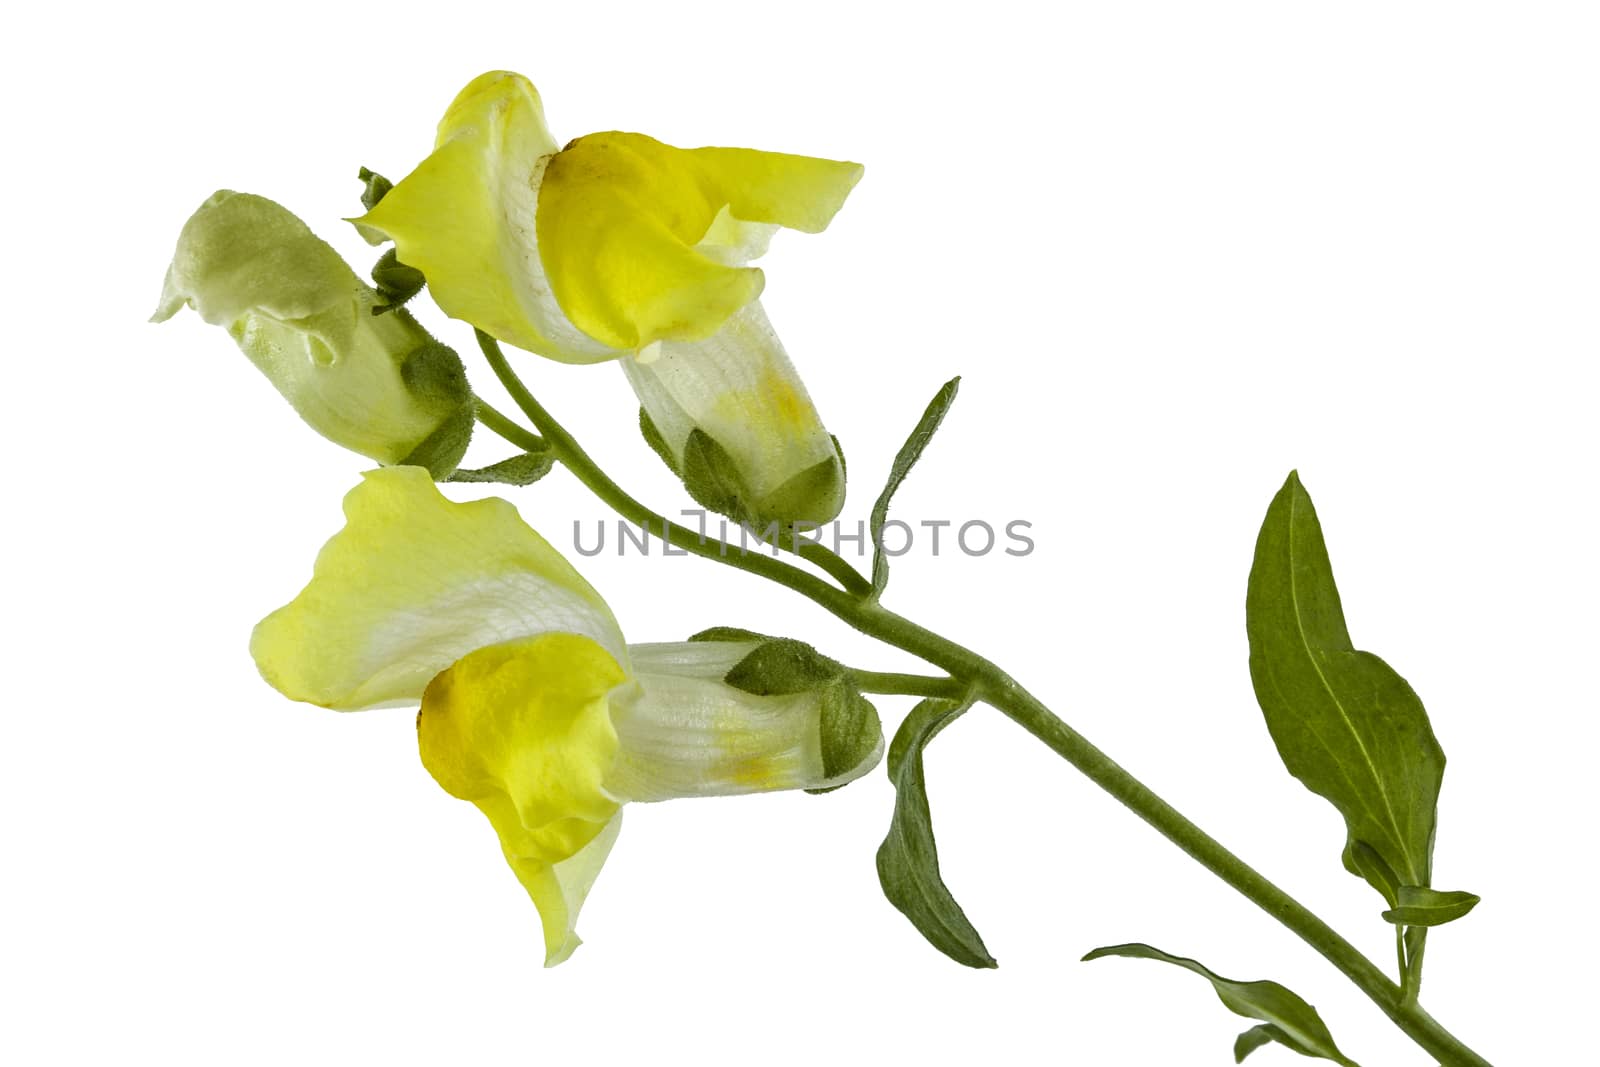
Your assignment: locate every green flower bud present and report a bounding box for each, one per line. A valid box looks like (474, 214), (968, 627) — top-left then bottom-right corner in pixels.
(152, 190), (472, 476)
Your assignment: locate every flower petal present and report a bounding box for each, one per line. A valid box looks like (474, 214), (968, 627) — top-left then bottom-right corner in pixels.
(352, 72), (619, 365)
(522, 811), (622, 967)
(155, 191), (473, 470)
(690, 145), (863, 234)
(417, 632), (628, 965)
(605, 642), (883, 801)
(251, 467), (625, 710)
(538, 132), (861, 352)
(623, 300), (846, 524)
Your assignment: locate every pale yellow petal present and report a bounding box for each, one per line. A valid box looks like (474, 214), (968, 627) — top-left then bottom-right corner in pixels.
(251, 467), (624, 710)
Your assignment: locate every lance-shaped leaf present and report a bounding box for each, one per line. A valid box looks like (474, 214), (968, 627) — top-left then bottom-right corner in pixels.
(1382, 887), (1481, 928)
(870, 377), (960, 600)
(1246, 472), (1446, 901)
(875, 696), (994, 968)
(1083, 943), (1360, 1066)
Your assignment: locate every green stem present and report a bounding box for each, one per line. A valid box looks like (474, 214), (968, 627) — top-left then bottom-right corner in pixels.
(473, 395), (546, 453)
(789, 537), (873, 596)
(847, 669), (964, 699)
(478, 333), (1490, 1067)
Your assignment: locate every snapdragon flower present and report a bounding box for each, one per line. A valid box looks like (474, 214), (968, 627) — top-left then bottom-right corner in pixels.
(251, 466), (881, 964)
(154, 192), (473, 476)
(353, 72), (860, 524)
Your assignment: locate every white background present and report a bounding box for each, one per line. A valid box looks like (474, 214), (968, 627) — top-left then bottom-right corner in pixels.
(4, 2), (1595, 1064)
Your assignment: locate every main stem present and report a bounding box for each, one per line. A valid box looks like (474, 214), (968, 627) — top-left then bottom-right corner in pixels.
(478, 335), (1490, 1067)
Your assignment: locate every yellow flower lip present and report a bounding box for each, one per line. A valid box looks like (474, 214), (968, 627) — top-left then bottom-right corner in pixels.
(536, 129), (861, 351)
(350, 70), (863, 361)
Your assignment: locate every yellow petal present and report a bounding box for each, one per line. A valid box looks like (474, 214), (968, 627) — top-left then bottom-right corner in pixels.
(251, 467), (624, 710)
(537, 132), (863, 351)
(513, 811), (622, 966)
(352, 72), (619, 364)
(418, 633), (628, 965)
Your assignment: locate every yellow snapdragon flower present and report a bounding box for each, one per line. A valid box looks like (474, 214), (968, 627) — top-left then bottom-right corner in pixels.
(154, 192), (474, 476)
(353, 72), (861, 524)
(251, 466), (882, 964)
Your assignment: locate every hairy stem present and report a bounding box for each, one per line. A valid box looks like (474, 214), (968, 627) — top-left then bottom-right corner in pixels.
(478, 333), (1490, 1067)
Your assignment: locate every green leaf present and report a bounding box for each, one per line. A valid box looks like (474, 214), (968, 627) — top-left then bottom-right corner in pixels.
(723, 638), (841, 696)
(869, 377), (960, 600)
(1344, 840), (1402, 908)
(638, 407), (681, 476)
(681, 427), (753, 525)
(445, 449), (555, 487)
(815, 682), (883, 782)
(1246, 471), (1446, 902)
(876, 696), (995, 968)
(1234, 1024), (1281, 1062)
(1382, 887), (1481, 928)
(1083, 943), (1359, 1066)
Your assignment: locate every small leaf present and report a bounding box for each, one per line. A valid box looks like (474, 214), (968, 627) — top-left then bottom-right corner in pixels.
(1382, 887), (1481, 928)
(1246, 472), (1446, 903)
(1234, 1024), (1281, 1062)
(876, 696), (995, 968)
(1083, 943), (1359, 1066)
(681, 427), (753, 524)
(723, 638), (841, 696)
(1343, 840), (1401, 908)
(445, 449), (555, 487)
(869, 377), (960, 600)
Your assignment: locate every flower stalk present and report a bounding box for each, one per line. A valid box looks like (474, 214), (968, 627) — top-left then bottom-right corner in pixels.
(476, 330), (1492, 1067)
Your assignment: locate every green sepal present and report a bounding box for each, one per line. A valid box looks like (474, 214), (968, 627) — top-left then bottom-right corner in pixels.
(813, 682), (883, 787)
(1382, 887), (1481, 928)
(681, 427), (754, 525)
(639, 407), (681, 476)
(445, 448), (555, 487)
(876, 696), (995, 968)
(723, 638), (842, 696)
(358, 166), (393, 211)
(688, 626), (772, 644)
(398, 401), (474, 479)
(870, 377), (960, 601)
(1246, 471), (1446, 904)
(399, 338), (469, 408)
(370, 248), (426, 313)
(757, 449), (845, 533)
(1082, 943), (1359, 1066)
